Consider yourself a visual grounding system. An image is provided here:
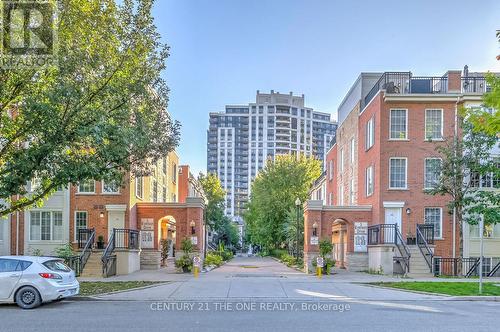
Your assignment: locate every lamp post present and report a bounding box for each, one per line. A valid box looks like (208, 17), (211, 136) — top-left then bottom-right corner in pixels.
(295, 198), (301, 260)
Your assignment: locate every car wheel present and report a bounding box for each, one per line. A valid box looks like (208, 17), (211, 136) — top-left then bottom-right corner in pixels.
(15, 286), (42, 309)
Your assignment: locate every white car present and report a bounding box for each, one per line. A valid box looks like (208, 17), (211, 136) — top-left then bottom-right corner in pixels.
(0, 256), (80, 309)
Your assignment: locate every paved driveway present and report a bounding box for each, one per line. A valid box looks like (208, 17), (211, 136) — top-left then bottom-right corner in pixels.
(94, 256), (445, 302)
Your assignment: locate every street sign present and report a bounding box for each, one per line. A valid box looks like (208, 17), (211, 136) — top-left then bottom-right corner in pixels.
(316, 256), (324, 268)
(193, 256), (202, 267)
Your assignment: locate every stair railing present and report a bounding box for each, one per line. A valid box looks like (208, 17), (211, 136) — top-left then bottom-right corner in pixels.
(77, 228), (95, 276)
(487, 259), (500, 277)
(416, 224), (434, 272)
(394, 225), (411, 274)
(102, 229), (116, 277)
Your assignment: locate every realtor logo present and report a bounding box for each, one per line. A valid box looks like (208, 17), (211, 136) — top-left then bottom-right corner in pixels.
(1, 0), (58, 68)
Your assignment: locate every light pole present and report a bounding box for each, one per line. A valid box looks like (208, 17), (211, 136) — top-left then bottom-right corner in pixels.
(295, 198), (301, 260)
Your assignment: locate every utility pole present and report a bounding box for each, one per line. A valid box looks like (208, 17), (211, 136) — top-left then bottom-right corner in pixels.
(295, 198), (301, 260)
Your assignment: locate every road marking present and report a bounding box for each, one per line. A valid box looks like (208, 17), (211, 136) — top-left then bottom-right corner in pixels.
(295, 289), (442, 313)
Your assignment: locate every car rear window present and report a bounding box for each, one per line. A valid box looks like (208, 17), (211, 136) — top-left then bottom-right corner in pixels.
(43, 260), (71, 272)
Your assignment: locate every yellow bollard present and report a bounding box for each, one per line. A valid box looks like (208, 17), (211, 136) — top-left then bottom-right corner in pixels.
(194, 266), (199, 278)
(317, 266), (322, 278)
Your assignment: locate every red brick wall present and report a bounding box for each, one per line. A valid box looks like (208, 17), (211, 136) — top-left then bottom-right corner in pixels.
(69, 178), (131, 245)
(325, 145), (337, 205)
(360, 96), (460, 257)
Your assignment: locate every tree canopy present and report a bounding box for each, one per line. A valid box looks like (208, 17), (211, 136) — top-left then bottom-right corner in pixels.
(244, 154), (321, 251)
(0, 0), (180, 216)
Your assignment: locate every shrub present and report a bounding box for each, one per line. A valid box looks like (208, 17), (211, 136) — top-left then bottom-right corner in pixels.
(175, 255), (192, 273)
(280, 253), (298, 267)
(205, 253), (223, 267)
(220, 249), (233, 261)
(270, 249), (287, 260)
(55, 243), (76, 259)
(180, 238), (194, 254)
(319, 239), (333, 257)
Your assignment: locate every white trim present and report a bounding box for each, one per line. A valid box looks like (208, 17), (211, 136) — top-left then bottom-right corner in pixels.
(389, 157), (408, 190)
(424, 157), (442, 190)
(135, 176), (143, 199)
(424, 108), (444, 140)
(77, 180), (96, 194)
(366, 165), (374, 197)
(389, 108), (408, 140)
(105, 204), (127, 212)
(383, 201), (405, 208)
(74, 210), (88, 242)
(424, 207), (443, 239)
(28, 209), (64, 242)
(102, 181), (120, 194)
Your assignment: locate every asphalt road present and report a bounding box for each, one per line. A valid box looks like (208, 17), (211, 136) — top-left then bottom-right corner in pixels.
(1, 298), (499, 332)
(1, 257), (499, 332)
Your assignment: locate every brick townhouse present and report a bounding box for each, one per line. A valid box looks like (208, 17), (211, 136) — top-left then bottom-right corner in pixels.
(305, 69), (491, 276)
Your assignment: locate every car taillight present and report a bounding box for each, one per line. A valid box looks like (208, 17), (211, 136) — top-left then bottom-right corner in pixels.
(39, 273), (62, 280)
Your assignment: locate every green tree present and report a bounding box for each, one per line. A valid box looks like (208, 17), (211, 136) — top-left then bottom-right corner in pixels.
(0, 0), (180, 216)
(427, 120), (499, 255)
(462, 74), (500, 136)
(198, 173), (226, 231)
(244, 154), (321, 251)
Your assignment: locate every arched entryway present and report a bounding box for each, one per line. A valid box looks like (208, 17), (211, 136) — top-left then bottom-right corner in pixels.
(331, 218), (348, 269)
(158, 216), (176, 262)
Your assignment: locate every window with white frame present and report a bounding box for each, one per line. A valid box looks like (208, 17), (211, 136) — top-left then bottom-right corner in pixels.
(30, 211), (63, 241)
(366, 166), (374, 196)
(424, 158), (442, 189)
(135, 176), (143, 198)
(30, 177), (41, 192)
(172, 164), (177, 184)
(162, 186), (167, 202)
(470, 223), (500, 238)
(102, 180), (120, 194)
(78, 180), (95, 193)
(328, 160), (334, 180)
(349, 179), (355, 204)
(366, 116), (375, 149)
(390, 109), (407, 139)
(74, 211), (87, 241)
(425, 109), (443, 140)
(350, 138), (355, 163)
(424, 207), (442, 238)
(470, 161), (500, 188)
(329, 192), (333, 205)
(389, 158), (407, 189)
(340, 149), (344, 173)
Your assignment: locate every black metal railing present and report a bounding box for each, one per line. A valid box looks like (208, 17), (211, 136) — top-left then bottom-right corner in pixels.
(77, 228), (95, 249)
(363, 72), (489, 107)
(102, 230), (116, 278)
(416, 224), (434, 271)
(433, 257), (480, 277)
(395, 227), (411, 273)
(368, 224), (397, 245)
(78, 228), (95, 276)
(114, 228), (140, 250)
(487, 259), (500, 277)
(65, 256), (81, 276)
(462, 77), (490, 94)
(364, 72), (411, 106)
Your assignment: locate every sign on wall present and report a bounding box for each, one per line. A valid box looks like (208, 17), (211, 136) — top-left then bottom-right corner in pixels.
(310, 236), (319, 245)
(141, 218), (154, 249)
(354, 222), (368, 252)
(191, 236), (198, 245)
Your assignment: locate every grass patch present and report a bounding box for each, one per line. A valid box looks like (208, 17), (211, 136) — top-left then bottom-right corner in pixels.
(372, 282), (500, 296)
(79, 281), (164, 296)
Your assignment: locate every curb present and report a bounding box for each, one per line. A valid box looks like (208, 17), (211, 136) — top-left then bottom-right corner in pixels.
(74, 282), (171, 300)
(364, 283), (500, 301)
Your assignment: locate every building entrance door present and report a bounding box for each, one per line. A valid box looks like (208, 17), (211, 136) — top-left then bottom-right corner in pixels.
(384, 208), (402, 242)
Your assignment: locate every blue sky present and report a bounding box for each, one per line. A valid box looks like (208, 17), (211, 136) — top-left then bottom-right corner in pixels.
(152, 0), (500, 174)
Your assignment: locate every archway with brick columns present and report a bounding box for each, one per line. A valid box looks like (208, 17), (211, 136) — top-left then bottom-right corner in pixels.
(135, 197), (205, 270)
(303, 200), (372, 273)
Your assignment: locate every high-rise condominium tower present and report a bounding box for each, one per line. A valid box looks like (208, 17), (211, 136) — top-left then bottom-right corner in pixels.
(207, 90), (337, 219)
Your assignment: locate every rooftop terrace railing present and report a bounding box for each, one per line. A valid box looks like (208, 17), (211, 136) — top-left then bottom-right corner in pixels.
(363, 72), (488, 106)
